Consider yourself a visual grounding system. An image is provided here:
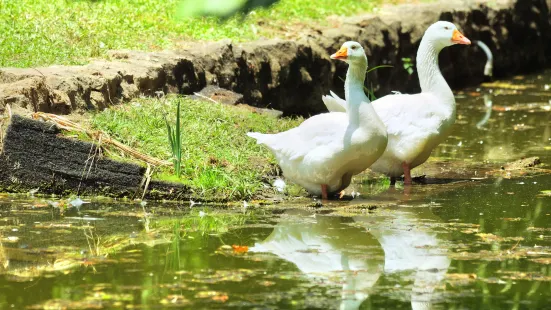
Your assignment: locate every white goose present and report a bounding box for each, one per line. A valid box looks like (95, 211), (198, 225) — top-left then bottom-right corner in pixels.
(248, 42), (387, 199)
(322, 21), (471, 184)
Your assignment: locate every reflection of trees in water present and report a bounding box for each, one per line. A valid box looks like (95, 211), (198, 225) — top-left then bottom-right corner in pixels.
(0, 238), (7, 271)
(251, 206), (451, 310)
(430, 174), (551, 309)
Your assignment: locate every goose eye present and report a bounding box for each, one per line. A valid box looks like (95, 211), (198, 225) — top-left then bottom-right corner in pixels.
(444, 26), (450, 30)
(350, 46), (357, 50)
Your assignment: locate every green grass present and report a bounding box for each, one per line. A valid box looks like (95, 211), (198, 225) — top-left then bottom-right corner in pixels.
(91, 95), (303, 200)
(0, 0), (383, 68)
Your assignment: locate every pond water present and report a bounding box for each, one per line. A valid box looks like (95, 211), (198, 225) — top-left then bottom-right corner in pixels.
(1, 70), (550, 309)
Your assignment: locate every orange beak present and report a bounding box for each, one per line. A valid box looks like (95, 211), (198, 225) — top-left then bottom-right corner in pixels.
(330, 47), (348, 60)
(451, 29), (471, 45)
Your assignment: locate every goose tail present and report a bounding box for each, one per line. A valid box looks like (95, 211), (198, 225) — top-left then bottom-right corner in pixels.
(322, 91), (346, 112)
(247, 132), (267, 144)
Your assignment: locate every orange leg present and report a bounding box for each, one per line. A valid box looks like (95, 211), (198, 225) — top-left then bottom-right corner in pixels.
(338, 190), (345, 199)
(402, 162), (412, 185)
(321, 184), (329, 200)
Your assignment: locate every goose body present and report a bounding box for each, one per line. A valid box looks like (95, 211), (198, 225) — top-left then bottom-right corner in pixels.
(322, 21), (471, 183)
(248, 42), (387, 198)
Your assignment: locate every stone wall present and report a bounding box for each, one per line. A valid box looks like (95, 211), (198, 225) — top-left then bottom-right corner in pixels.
(0, 0), (549, 116)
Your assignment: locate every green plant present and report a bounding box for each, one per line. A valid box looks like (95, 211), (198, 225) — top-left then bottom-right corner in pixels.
(337, 65), (393, 101)
(165, 101), (183, 178)
(366, 64), (393, 74)
(365, 65), (393, 101)
(402, 57), (415, 75)
(364, 83), (375, 101)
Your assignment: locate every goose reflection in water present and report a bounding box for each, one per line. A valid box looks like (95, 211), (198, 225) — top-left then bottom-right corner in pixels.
(354, 206), (451, 310)
(249, 209), (383, 310)
(476, 93), (493, 129)
(249, 198), (450, 309)
(357, 184), (451, 310)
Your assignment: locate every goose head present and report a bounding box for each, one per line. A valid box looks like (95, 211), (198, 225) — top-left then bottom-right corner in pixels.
(424, 21), (471, 50)
(330, 41), (367, 66)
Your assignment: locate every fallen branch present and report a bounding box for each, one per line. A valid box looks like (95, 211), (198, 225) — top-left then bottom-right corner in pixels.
(32, 112), (171, 167)
(193, 92), (220, 105)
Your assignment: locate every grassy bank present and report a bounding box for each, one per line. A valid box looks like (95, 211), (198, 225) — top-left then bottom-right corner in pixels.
(0, 0), (383, 68)
(90, 95), (303, 200)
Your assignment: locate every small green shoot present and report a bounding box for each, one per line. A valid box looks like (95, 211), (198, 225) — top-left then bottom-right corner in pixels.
(365, 65), (393, 101)
(165, 101), (183, 178)
(366, 64), (394, 74)
(366, 82), (377, 101)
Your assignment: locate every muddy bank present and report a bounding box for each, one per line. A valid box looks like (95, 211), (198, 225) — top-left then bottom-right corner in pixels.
(0, 0), (550, 116)
(0, 115), (190, 200)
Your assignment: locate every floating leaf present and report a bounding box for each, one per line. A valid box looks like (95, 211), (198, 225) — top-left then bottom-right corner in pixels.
(446, 273), (478, 286)
(501, 218), (523, 222)
(259, 280), (275, 287)
(232, 245), (249, 254)
(195, 290), (229, 302)
(212, 293), (229, 302)
(528, 227), (551, 232)
(476, 233), (524, 243)
(481, 82), (535, 90)
(160, 294), (190, 305)
(497, 270), (551, 281)
(529, 258), (551, 265)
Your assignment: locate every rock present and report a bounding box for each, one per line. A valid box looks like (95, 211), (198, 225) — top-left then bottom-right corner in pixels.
(191, 85), (244, 105)
(90, 91), (106, 110)
(236, 104), (284, 118)
(0, 0), (550, 116)
(503, 157), (542, 170)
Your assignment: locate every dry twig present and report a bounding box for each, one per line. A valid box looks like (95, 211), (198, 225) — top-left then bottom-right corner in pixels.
(193, 92), (220, 105)
(32, 112), (170, 167)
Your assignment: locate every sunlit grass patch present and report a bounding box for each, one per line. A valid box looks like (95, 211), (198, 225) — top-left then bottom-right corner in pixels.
(91, 95), (303, 200)
(0, 0), (383, 67)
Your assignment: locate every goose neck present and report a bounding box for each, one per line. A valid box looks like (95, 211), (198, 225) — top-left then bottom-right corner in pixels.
(344, 60), (371, 127)
(416, 39), (452, 99)
(344, 61), (367, 97)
